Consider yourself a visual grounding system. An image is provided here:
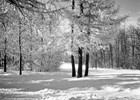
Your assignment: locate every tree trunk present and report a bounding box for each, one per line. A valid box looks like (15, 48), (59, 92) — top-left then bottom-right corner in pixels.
(30, 53), (33, 71)
(19, 18), (22, 75)
(0, 52), (1, 68)
(103, 50), (105, 66)
(77, 47), (82, 78)
(71, 55), (76, 77)
(95, 52), (98, 69)
(41, 37), (44, 72)
(30, 19), (33, 71)
(109, 44), (113, 69)
(72, 0), (75, 9)
(19, 52), (22, 75)
(100, 49), (103, 67)
(71, 0), (76, 77)
(84, 5), (91, 77)
(131, 33), (135, 68)
(4, 55), (7, 72)
(124, 33), (127, 69)
(84, 53), (89, 76)
(120, 33), (124, 68)
(77, 0), (83, 78)
(109, 48), (111, 68)
(4, 37), (7, 72)
(115, 38), (120, 68)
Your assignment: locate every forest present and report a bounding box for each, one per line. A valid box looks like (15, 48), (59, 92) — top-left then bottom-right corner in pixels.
(0, 0), (140, 77)
(1, 0), (140, 100)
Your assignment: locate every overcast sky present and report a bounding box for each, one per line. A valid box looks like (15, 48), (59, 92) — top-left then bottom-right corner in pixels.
(115, 0), (140, 25)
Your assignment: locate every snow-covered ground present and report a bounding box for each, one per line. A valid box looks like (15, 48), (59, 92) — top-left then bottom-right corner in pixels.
(0, 63), (140, 100)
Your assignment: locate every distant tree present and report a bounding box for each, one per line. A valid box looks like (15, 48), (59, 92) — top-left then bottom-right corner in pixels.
(29, 18), (33, 71)
(129, 26), (140, 69)
(0, 5), (18, 72)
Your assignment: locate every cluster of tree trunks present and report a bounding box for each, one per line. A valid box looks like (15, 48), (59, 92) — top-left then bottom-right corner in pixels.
(71, 0), (89, 78)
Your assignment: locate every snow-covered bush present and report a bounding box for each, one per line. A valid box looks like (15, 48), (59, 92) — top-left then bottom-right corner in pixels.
(39, 50), (63, 72)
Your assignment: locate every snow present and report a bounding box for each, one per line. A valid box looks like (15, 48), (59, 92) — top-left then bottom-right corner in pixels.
(101, 85), (122, 92)
(63, 77), (91, 81)
(28, 79), (54, 84)
(1, 63), (140, 100)
(60, 63), (86, 70)
(117, 81), (140, 85)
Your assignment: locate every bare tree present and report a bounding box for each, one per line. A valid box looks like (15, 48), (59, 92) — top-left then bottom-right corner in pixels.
(19, 17), (22, 75)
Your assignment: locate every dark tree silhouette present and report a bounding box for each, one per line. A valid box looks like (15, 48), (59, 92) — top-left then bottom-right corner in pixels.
(71, 0), (76, 77)
(77, 47), (83, 78)
(19, 17), (22, 75)
(4, 37), (7, 72)
(85, 53), (89, 76)
(77, 0), (83, 78)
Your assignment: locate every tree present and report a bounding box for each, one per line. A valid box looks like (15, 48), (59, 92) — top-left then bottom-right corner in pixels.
(77, 0), (84, 78)
(71, 0), (76, 77)
(4, 36), (7, 72)
(109, 44), (113, 68)
(129, 26), (140, 69)
(0, 4), (18, 72)
(29, 18), (33, 71)
(18, 17), (22, 75)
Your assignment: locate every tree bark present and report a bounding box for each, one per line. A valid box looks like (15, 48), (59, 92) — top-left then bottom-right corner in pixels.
(19, 18), (22, 75)
(95, 52), (98, 69)
(19, 51), (22, 75)
(0, 52), (1, 68)
(115, 37), (120, 68)
(103, 50), (105, 65)
(71, 55), (76, 77)
(100, 49), (103, 67)
(84, 53), (89, 76)
(77, 0), (83, 78)
(109, 48), (111, 68)
(131, 32), (135, 68)
(77, 47), (82, 78)
(41, 37), (44, 72)
(71, 0), (76, 77)
(84, 4), (91, 76)
(4, 37), (7, 72)
(30, 18), (33, 71)
(109, 44), (113, 69)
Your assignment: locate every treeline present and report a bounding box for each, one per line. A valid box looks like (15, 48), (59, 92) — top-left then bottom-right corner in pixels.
(0, 5), (65, 74)
(88, 26), (140, 70)
(63, 25), (140, 70)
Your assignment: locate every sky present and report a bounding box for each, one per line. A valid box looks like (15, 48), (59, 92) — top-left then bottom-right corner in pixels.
(115, 0), (140, 25)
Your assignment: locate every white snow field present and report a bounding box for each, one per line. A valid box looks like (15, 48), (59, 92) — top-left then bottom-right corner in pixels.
(0, 63), (140, 100)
